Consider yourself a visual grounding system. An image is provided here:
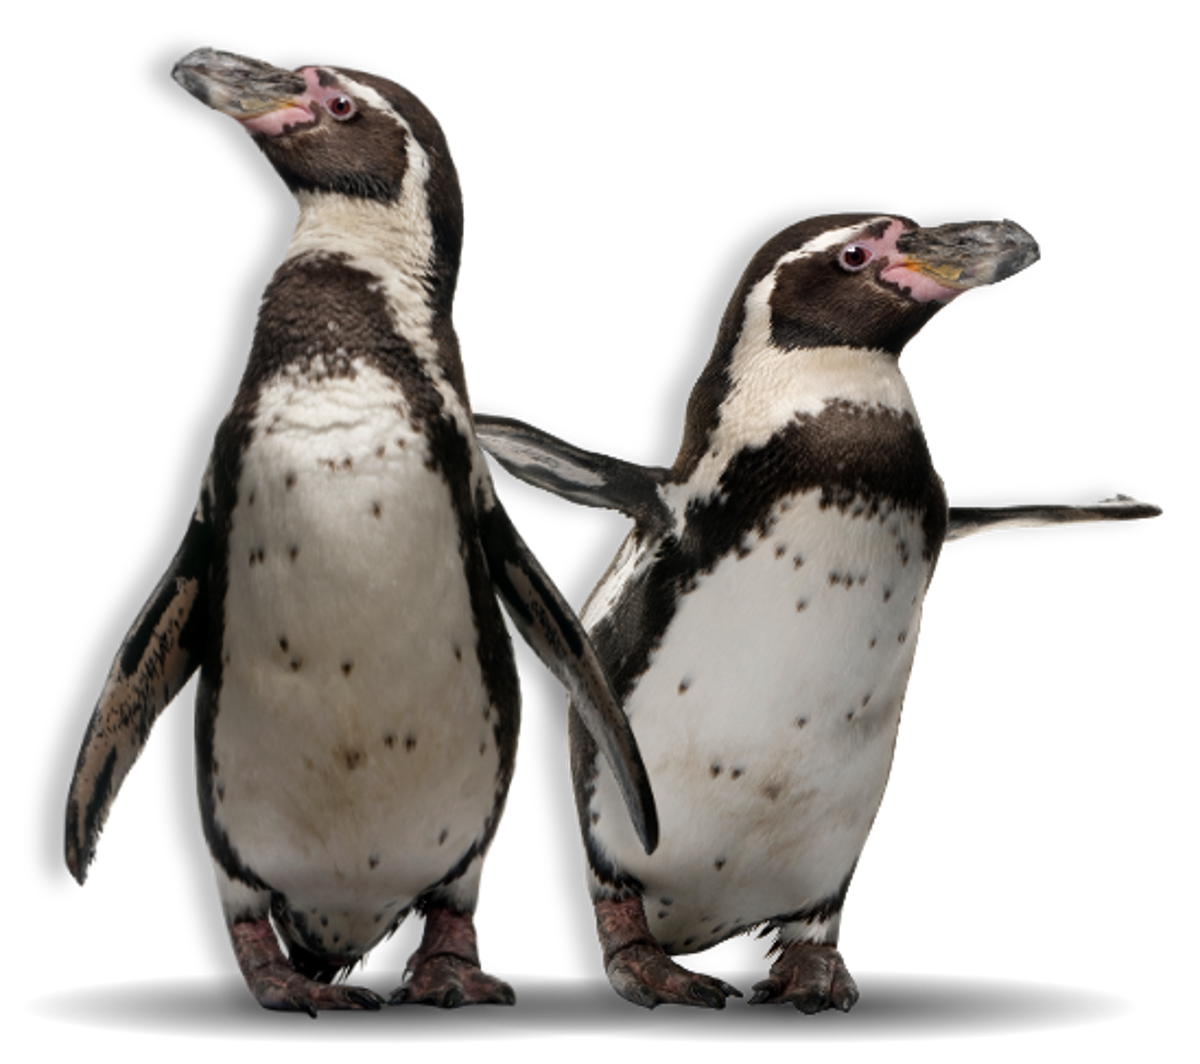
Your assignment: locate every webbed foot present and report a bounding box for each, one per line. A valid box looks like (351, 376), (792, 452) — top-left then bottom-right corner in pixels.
(749, 941), (858, 1013)
(389, 905), (515, 1007)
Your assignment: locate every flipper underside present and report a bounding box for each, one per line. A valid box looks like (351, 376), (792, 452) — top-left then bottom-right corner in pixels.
(65, 503), (212, 882)
(478, 494), (658, 853)
(945, 496), (1162, 540)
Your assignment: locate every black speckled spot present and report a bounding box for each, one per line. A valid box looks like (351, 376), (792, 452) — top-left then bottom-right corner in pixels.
(763, 782), (782, 801)
(320, 915), (329, 928)
(730, 768), (744, 780)
(712, 923), (725, 934)
(248, 490), (255, 506)
(869, 637), (877, 649)
(279, 636), (289, 652)
(454, 644), (462, 662)
(591, 811), (600, 825)
(405, 733), (417, 752)
(372, 501), (382, 518)
(862, 694), (872, 707)
(288, 544), (300, 561)
(383, 732), (397, 749)
(216, 782), (225, 802)
(883, 587), (893, 602)
(341, 660), (354, 677)
(343, 749), (363, 770)
(714, 858), (726, 871)
(438, 829), (448, 846)
(846, 711), (856, 721)
(660, 897), (673, 906)
(683, 936), (695, 947)
(796, 599), (808, 612)
(368, 854), (380, 869)
(375, 445), (386, 459)
(290, 658), (302, 672)
(657, 910), (668, 919)
(793, 554), (805, 569)
(678, 678), (691, 694)
(796, 716), (808, 728)
(898, 630), (908, 644)
(285, 472), (297, 489)
(775, 544), (787, 559)
(710, 763), (723, 778)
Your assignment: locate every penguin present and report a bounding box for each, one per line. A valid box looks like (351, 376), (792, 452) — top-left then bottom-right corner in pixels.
(472, 213), (1161, 1011)
(63, 48), (657, 1016)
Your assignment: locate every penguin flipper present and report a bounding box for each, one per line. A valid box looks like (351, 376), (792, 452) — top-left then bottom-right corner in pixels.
(475, 415), (672, 537)
(478, 495), (659, 853)
(947, 495), (1162, 541)
(65, 501), (212, 883)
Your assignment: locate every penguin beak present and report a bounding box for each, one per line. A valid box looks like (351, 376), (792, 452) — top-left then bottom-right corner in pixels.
(172, 48), (312, 129)
(893, 220), (1040, 292)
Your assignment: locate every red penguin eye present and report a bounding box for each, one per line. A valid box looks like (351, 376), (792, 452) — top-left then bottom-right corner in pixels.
(840, 244), (872, 271)
(325, 95), (356, 120)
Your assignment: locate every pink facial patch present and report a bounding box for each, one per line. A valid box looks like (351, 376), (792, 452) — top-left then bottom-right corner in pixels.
(237, 70), (336, 137)
(852, 220), (962, 305)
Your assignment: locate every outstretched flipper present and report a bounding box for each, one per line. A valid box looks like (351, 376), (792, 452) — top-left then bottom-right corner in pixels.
(946, 496), (1162, 540)
(476, 414), (1161, 540)
(65, 494), (213, 882)
(477, 493), (658, 853)
(475, 415), (671, 537)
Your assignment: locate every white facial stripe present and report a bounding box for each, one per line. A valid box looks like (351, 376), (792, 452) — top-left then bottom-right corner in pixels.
(332, 73), (412, 132)
(775, 218), (891, 269)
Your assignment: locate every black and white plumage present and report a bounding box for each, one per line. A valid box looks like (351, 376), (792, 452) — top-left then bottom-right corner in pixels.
(64, 48), (656, 1015)
(476, 213), (1160, 1011)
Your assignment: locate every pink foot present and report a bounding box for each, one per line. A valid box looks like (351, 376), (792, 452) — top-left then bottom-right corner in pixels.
(595, 896), (741, 1009)
(749, 941), (859, 1013)
(389, 906), (515, 1007)
(229, 918), (384, 1016)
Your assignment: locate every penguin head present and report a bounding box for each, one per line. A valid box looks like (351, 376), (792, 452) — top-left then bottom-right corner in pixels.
(172, 48), (462, 290)
(733, 213), (1040, 357)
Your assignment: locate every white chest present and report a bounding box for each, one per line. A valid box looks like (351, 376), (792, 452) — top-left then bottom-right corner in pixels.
(587, 489), (932, 947)
(211, 365), (502, 939)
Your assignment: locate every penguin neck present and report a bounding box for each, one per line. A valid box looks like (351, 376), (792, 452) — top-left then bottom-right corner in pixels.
(286, 188), (457, 335)
(671, 341), (919, 495)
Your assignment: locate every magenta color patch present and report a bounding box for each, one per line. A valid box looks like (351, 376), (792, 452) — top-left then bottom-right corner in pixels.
(955, 892), (1200, 954)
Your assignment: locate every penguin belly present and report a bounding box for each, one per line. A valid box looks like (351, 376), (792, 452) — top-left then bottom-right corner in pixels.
(587, 490), (930, 953)
(210, 364), (502, 955)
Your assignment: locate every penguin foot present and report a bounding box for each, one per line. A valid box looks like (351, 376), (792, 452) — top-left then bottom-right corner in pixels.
(594, 895), (741, 1009)
(748, 942), (859, 1013)
(229, 918), (385, 1016)
(389, 904), (515, 1008)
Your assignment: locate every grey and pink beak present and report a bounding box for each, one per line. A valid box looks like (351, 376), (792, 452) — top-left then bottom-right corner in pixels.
(172, 47), (346, 138)
(865, 218), (1040, 303)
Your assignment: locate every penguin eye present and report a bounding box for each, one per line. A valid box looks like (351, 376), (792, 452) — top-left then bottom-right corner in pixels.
(839, 244), (872, 272)
(325, 95), (357, 120)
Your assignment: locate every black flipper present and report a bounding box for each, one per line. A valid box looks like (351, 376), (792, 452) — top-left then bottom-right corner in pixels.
(65, 493), (213, 883)
(947, 496), (1161, 541)
(477, 493), (658, 853)
(475, 415), (672, 538)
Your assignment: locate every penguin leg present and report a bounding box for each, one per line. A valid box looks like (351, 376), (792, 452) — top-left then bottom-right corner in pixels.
(749, 919), (858, 1013)
(594, 895), (742, 1009)
(389, 873), (515, 1007)
(218, 874), (384, 1015)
